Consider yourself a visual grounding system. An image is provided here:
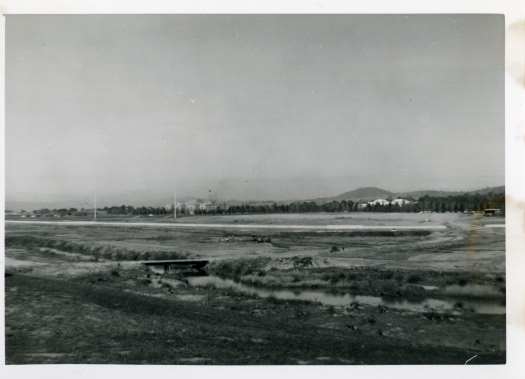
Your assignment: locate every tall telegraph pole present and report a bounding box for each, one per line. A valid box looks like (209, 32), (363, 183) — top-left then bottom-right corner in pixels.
(173, 191), (177, 219)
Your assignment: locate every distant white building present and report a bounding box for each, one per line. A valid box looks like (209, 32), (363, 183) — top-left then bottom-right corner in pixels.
(198, 202), (209, 211)
(368, 199), (390, 206)
(391, 198), (412, 206)
(198, 202), (218, 212)
(171, 201), (185, 210)
(357, 203), (368, 210)
(184, 200), (198, 215)
(366, 198), (412, 207)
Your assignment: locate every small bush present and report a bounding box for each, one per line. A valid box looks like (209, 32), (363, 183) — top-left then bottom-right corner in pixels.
(378, 279), (398, 294)
(129, 251), (139, 261)
(152, 251), (169, 260)
(407, 274), (422, 284)
(291, 256), (313, 269)
(394, 274), (404, 283)
(110, 268), (120, 277)
(404, 284), (426, 299)
(112, 251), (124, 261)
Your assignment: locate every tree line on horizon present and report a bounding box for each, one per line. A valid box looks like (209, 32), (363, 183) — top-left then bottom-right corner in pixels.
(219, 192), (504, 215)
(27, 192), (504, 217)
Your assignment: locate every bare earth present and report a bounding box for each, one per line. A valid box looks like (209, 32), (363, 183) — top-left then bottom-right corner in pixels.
(5, 212), (505, 364)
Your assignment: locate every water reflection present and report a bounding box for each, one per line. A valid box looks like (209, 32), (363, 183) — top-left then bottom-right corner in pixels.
(188, 275), (505, 315)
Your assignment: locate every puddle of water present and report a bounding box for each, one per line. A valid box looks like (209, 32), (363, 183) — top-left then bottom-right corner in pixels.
(159, 278), (187, 288)
(484, 224), (505, 228)
(443, 284), (503, 298)
(188, 276), (505, 315)
(175, 294), (206, 302)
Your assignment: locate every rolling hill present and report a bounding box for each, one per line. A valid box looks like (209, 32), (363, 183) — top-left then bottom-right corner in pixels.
(311, 185), (504, 204)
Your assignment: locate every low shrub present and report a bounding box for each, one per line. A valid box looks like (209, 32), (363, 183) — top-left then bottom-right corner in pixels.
(208, 257), (271, 279)
(403, 284), (426, 299)
(407, 274), (422, 284)
(110, 268), (120, 277)
(291, 256), (313, 269)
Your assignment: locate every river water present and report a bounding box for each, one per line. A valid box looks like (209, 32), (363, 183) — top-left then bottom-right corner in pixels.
(187, 275), (505, 315)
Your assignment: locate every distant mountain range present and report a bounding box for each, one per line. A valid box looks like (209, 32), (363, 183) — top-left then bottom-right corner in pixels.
(310, 185), (504, 203)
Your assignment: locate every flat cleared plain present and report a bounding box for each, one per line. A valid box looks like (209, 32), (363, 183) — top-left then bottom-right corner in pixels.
(5, 212), (506, 364)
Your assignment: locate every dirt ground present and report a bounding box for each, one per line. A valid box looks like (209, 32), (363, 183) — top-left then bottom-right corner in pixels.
(4, 212), (506, 364)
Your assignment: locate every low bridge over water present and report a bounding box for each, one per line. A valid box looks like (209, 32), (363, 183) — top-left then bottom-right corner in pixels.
(142, 259), (209, 274)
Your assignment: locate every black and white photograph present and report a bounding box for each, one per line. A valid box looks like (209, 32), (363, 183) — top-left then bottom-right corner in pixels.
(3, 12), (511, 366)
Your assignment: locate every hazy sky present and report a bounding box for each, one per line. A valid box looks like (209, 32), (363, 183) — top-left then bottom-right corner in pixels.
(6, 15), (504, 206)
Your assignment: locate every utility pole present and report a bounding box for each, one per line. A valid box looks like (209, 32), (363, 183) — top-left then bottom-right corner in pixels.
(94, 192), (97, 221)
(173, 191), (177, 219)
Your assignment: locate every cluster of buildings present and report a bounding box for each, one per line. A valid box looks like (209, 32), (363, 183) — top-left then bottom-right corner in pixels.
(357, 198), (413, 209)
(169, 200), (219, 215)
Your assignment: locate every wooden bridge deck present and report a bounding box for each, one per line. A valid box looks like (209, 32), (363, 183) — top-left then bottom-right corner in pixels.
(142, 259), (209, 272)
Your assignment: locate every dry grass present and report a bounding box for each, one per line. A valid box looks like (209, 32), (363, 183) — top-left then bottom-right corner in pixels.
(6, 235), (187, 261)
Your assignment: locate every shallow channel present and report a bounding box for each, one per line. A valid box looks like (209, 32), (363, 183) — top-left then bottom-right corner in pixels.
(187, 275), (505, 315)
